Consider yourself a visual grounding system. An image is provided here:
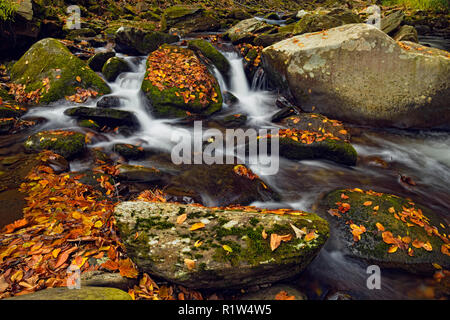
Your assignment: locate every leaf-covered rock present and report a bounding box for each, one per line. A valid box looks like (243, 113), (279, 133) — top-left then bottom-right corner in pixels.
(24, 130), (86, 159)
(141, 45), (222, 118)
(10, 38), (110, 104)
(319, 189), (450, 274)
(114, 201), (329, 289)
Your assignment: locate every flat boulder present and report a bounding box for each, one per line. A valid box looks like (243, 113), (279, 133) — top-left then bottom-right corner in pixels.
(319, 188), (450, 274)
(225, 18), (273, 44)
(6, 287), (131, 300)
(114, 201), (329, 289)
(10, 38), (110, 104)
(262, 24), (450, 129)
(160, 6), (220, 34)
(141, 45), (222, 118)
(64, 106), (139, 128)
(115, 26), (179, 55)
(24, 130), (85, 159)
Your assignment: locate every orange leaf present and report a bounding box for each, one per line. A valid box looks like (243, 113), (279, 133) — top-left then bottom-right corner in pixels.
(119, 258), (138, 278)
(275, 290), (295, 300)
(388, 245), (398, 253)
(177, 213), (187, 225)
(184, 258), (195, 270)
(363, 201), (373, 206)
(76, 76), (81, 82)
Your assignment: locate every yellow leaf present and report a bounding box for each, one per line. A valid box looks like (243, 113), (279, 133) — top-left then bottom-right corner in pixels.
(190, 222), (205, 231)
(76, 76), (81, 82)
(94, 220), (103, 228)
(52, 248), (61, 258)
(222, 245), (233, 253)
(194, 240), (203, 247)
(388, 245), (398, 253)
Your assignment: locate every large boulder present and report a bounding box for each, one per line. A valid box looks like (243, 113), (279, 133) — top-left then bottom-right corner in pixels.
(262, 24), (450, 129)
(114, 201), (329, 289)
(381, 10), (405, 35)
(225, 18), (273, 44)
(292, 13), (343, 35)
(10, 38), (110, 104)
(141, 45), (222, 118)
(24, 130), (86, 159)
(319, 189), (450, 274)
(114, 26), (179, 55)
(160, 6), (220, 34)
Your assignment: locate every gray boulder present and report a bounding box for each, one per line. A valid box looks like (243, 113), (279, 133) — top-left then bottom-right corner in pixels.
(262, 24), (450, 129)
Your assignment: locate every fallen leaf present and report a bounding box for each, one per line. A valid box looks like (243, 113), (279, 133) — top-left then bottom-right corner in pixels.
(177, 214), (187, 225)
(190, 222), (205, 231)
(184, 258), (195, 270)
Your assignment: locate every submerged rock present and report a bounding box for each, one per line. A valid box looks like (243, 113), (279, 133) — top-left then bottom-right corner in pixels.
(10, 38), (110, 104)
(64, 106), (139, 128)
(113, 143), (145, 160)
(160, 6), (220, 34)
(24, 130), (85, 159)
(102, 57), (131, 82)
(97, 95), (121, 108)
(114, 201), (329, 289)
(319, 189), (450, 274)
(262, 24), (450, 129)
(141, 45), (222, 118)
(6, 286), (132, 300)
(165, 163), (279, 207)
(115, 26), (179, 55)
(117, 164), (163, 183)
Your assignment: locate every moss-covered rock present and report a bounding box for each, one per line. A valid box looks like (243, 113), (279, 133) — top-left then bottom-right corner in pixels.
(24, 130), (86, 159)
(97, 95), (121, 108)
(160, 6), (220, 34)
(187, 39), (230, 81)
(0, 103), (27, 118)
(10, 38), (110, 104)
(141, 45), (222, 119)
(64, 106), (139, 128)
(225, 18), (273, 44)
(0, 86), (13, 101)
(114, 26), (179, 55)
(113, 143), (145, 160)
(114, 201), (329, 289)
(6, 286), (132, 300)
(87, 51), (116, 72)
(319, 189), (450, 274)
(102, 57), (130, 82)
(0, 118), (15, 134)
(293, 13), (343, 35)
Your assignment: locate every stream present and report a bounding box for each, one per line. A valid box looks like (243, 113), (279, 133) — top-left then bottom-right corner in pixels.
(3, 37), (450, 300)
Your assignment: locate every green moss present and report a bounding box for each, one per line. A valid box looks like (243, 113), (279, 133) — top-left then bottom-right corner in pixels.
(24, 130), (86, 159)
(10, 38), (110, 104)
(102, 57), (130, 82)
(187, 39), (230, 78)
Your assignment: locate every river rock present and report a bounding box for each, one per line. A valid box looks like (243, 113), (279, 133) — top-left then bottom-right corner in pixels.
(381, 10), (405, 35)
(115, 26), (179, 55)
(24, 130), (86, 159)
(117, 164), (163, 183)
(319, 188), (450, 274)
(113, 143), (145, 160)
(141, 45), (222, 118)
(393, 25), (418, 42)
(64, 106), (139, 128)
(187, 39), (231, 82)
(6, 287), (132, 300)
(293, 13), (343, 35)
(262, 24), (450, 129)
(225, 18), (273, 44)
(160, 6), (220, 34)
(165, 163), (279, 207)
(97, 95), (121, 108)
(10, 38), (110, 104)
(114, 201), (329, 289)
(102, 57), (131, 82)
(88, 51), (116, 72)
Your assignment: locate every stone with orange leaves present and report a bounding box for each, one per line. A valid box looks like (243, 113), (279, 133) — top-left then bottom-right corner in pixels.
(320, 188), (450, 274)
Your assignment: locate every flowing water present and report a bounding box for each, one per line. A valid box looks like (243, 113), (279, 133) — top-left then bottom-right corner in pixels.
(5, 40), (450, 299)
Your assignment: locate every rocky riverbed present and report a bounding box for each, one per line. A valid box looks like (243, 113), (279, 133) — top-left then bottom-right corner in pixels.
(0, 0), (449, 300)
